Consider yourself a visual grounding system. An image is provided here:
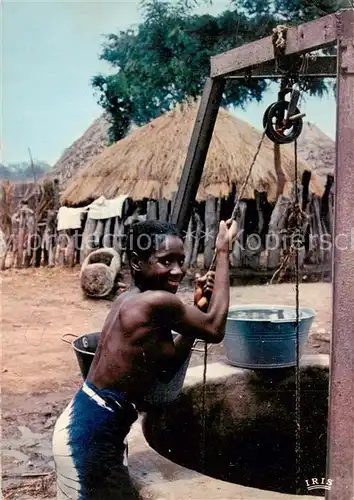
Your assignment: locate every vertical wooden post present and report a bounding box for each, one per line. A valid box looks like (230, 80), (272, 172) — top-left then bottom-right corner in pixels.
(158, 199), (169, 222)
(301, 171), (312, 212)
(93, 220), (105, 248)
(58, 230), (67, 266)
(308, 195), (327, 265)
(147, 201), (158, 221)
(326, 10), (354, 500)
(184, 216), (194, 269)
(266, 196), (291, 270)
(15, 208), (25, 268)
(103, 218), (113, 248)
(255, 192), (265, 241)
(204, 197), (218, 268)
(46, 210), (57, 268)
(321, 174), (335, 234)
(169, 192), (176, 221)
(53, 179), (60, 210)
(113, 217), (124, 255)
(170, 77), (225, 235)
(231, 201), (247, 268)
(80, 217), (97, 264)
(24, 209), (35, 267)
(191, 211), (202, 267)
(10, 213), (19, 268)
(66, 231), (76, 267)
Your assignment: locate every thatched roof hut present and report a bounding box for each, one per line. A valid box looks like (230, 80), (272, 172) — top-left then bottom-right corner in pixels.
(297, 122), (335, 187)
(61, 101), (322, 207)
(48, 114), (110, 190)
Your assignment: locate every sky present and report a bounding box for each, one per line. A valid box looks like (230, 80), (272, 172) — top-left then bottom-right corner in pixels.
(1, 0), (336, 166)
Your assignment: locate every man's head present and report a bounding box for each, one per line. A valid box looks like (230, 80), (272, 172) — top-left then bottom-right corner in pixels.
(127, 220), (186, 293)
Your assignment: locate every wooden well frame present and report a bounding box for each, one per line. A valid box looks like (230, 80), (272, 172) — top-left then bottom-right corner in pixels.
(170, 10), (354, 500)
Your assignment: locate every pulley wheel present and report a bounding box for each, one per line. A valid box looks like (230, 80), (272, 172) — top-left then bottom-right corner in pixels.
(263, 100), (303, 144)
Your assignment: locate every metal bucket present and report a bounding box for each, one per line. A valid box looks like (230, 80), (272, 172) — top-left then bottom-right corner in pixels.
(62, 332), (203, 406)
(223, 305), (315, 369)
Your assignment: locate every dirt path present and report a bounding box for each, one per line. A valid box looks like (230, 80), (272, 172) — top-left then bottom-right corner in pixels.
(1, 268), (332, 498)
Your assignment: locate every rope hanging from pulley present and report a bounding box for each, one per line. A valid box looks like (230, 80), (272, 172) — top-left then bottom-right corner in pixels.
(199, 128), (267, 473)
(293, 139), (302, 495)
(199, 25), (306, 483)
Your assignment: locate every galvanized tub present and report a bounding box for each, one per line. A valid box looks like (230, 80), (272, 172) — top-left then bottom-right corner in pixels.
(223, 305), (315, 369)
(62, 331), (199, 406)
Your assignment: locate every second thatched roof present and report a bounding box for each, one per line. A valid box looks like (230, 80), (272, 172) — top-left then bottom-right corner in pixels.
(48, 114), (110, 190)
(61, 101), (322, 206)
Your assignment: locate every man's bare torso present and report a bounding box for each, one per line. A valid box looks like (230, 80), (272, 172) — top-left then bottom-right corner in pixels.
(86, 287), (177, 402)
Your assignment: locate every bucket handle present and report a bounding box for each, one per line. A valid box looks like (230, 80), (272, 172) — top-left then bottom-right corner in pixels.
(61, 333), (78, 345)
(61, 334), (210, 351)
(191, 340), (212, 353)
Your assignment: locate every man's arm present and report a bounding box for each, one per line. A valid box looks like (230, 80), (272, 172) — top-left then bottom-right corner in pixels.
(166, 270), (216, 376)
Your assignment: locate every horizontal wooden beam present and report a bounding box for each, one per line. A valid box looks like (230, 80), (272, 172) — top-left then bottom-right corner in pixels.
(226, 56), (337, 79)
(210, 11), (349, 78)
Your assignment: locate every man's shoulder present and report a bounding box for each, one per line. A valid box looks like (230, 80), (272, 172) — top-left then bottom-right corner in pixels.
(115, 290), (181, 313)
(115, 291), (183, 331)
(137, 290), (182, 308)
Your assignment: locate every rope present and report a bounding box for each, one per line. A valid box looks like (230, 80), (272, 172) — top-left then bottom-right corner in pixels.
(272, 25), (288, 53)
(208, 130), (267, 272)
(294, 139), (301, 494)
(271, 25), (302, 493)
(200, 340), (208, 472)
(199, 128), (267, 473)
(272, 25), (288, 73)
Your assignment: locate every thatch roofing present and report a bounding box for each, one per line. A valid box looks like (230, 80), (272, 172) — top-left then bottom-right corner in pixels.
(61, 101), (323, 207)
(48, 114), (110, 190)
(297, 122), (335, 187)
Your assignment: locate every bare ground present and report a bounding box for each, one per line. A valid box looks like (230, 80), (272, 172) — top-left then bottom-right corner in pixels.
(1, 268), (332, 498)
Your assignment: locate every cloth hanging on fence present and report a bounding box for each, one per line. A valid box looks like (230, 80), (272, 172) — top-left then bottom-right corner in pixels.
(57, 195), (129, 231)
(87, 195), (128, 220)
(57, 207), (86, 231)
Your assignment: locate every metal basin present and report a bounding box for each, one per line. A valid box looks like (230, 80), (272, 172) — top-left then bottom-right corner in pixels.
(224, 305), (315, 369)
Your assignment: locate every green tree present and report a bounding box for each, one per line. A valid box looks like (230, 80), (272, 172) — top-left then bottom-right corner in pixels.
(237, 0), (344, 22)
(92, 0), (339, 143)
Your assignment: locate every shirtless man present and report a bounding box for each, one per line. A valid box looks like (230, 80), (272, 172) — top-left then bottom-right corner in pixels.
(52, 218), (236, 499)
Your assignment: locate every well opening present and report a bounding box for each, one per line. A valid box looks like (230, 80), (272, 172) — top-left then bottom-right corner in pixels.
(142, 365), (329, 496)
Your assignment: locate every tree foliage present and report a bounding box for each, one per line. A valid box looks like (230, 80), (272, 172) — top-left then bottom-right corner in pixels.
(92, 0), (339, 143)
(237, 0), (344, 22)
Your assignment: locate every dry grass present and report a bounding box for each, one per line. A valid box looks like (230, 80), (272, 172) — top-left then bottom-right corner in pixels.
(48, 113), (110, 190)
(61, 101), (323, 206)
(297, 122), (335, 188)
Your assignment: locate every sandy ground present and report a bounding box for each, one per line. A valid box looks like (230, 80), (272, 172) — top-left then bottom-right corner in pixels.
(1, 267), (332, 498)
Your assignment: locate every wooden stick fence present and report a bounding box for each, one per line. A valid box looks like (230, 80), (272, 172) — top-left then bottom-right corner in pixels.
(1, 174), (334, 273)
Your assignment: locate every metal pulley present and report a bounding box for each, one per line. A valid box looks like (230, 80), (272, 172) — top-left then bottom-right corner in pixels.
(263, 83), (305, 144)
